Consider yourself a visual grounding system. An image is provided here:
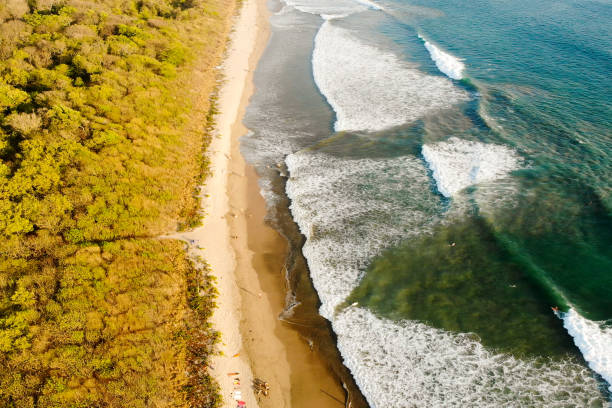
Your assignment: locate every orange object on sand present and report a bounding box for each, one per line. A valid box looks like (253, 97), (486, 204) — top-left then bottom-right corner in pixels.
(233, 353), (240, 357)
(227, 372), (239, 376)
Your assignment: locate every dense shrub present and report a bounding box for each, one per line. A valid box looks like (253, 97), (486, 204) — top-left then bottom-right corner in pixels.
(0, 0), (235, 405)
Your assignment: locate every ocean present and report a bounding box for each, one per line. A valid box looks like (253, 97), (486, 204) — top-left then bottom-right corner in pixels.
(242, 0), (612, 405)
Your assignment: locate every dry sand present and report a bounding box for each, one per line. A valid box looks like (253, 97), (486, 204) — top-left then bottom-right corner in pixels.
(178, 0), (349, 406)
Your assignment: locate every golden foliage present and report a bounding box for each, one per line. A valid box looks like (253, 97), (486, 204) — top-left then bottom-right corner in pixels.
(0, 0), (236, 405)
(1, 240), (221, 407)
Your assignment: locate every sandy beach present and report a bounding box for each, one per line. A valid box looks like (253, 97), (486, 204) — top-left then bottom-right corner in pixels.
(178, 0), (348, 406)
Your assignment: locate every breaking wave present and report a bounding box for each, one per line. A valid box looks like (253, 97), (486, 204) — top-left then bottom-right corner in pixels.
(313, 21), (467, 132)
(562, 308), (612, 392)
(285, 146), (607, 406)
(252, 0), (612, 403)
(419, 34), (465, 80)
(285, 150), (442, 317)
(422, 137), (522, 198)
(281, 0), (375, 19)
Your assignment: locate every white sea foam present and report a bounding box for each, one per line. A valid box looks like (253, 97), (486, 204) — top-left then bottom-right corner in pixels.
(419, 34), (465, 80)
(286, 150), (442, 317)
(422, 137), (522, 198)
(281, 0), (371, 18)
(313, 21), (467, 132)
(563, 308), (612, 392)
(334, 307), (606, 407)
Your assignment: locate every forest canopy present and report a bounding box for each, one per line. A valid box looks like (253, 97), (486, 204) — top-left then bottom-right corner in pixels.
(0, 0), (235, 406)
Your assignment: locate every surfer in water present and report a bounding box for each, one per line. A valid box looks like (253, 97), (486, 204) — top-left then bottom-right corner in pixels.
(551, 306), (561, 317)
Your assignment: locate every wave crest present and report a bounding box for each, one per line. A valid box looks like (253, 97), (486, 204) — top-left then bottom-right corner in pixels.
(563, 308), (612, 392)
(419, 35), (465, 80)
(422, 137), (522, 198)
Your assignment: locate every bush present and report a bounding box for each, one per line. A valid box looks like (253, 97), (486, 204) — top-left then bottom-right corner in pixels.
(0, 82), (29, 111)
(5, 112), (42, 135)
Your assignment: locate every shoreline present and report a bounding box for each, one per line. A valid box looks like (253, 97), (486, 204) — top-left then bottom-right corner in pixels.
(182, 0), (349, 406)
(181, 0), (265, 406)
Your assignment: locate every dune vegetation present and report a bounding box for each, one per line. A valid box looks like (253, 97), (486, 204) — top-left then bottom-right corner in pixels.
(0, 0), (236, 406)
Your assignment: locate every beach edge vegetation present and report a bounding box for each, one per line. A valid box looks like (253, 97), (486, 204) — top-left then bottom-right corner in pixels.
(0, 0), (236, 406)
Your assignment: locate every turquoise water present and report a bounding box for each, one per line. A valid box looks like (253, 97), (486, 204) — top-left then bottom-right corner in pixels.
(243, 0), (612, 404)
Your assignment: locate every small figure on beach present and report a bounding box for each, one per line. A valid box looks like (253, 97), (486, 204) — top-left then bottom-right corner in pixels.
(253, 378), (270, 397)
